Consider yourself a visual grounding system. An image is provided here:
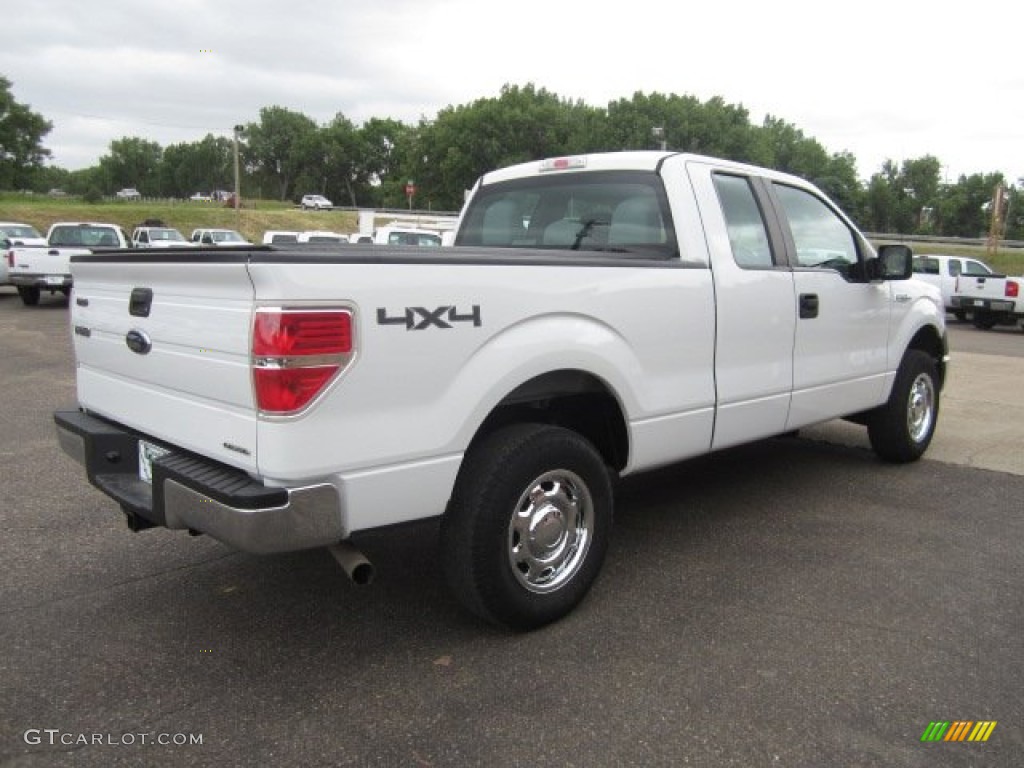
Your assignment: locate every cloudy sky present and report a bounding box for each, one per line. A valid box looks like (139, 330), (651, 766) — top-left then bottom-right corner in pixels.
(2, 0), (1021, 184)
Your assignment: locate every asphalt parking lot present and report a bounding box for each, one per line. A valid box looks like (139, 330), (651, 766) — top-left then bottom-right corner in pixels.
(0, 289), (1021, 767)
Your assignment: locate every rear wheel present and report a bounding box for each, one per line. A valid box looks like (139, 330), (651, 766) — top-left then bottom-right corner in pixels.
(17, 286), (40, 306)
(867, 350), (939, 463)
(972, 313), (998, 330)
(441, 424), (613, 631)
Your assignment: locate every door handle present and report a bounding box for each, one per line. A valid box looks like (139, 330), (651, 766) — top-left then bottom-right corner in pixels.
(799, 293), (819, 319)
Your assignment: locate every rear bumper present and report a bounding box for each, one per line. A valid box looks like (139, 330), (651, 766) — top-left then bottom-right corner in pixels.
(54, 408), (344, 553)
(10, 272), (72, 289)
(950, 296), (1016, 313)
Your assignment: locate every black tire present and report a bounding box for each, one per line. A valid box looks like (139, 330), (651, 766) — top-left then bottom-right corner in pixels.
(17, 285), (40, 306)
(952, 310), (966, 322)
(867, 350), (939, 463)
(972, 314), (997, 330)
(441, 424), (613, 631)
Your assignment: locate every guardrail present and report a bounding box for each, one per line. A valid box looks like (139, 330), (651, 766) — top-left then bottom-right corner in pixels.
(866, 232), (1024, 250)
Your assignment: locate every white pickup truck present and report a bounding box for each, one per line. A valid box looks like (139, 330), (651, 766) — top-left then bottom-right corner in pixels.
(7, 222), (129, 305)
(911, 253), (995, 320)
(950, 272), (1023, 330)
(54, 151), (948, 630)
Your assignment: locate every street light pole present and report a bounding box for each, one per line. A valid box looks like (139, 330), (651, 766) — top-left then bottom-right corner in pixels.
(233, 124), (244, 228)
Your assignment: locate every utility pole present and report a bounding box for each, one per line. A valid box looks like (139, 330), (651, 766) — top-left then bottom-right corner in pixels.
(986, 183), (1006, 257)
(233, 124), (245, 228)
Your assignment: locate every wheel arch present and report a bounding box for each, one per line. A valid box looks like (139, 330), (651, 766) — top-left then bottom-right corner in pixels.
(467, 369), (630, 473)
(906, 323), (948, 391)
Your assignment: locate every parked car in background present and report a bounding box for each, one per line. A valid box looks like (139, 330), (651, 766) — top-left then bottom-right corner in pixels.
(1, 222), (46, 248)
(6, 221), (128, 305)
(298, 231), (348, 244)
(301, 194), (334, 211)
(115, 188), (142, 200)
(262, 230), (350, 245)
(262, 231), (301, 244)
(189, 192), (212, 202)
(132, 226), (193, 248)
(911, 253), (994, 320)
(1, 222), (48, 285)
(952, 272), (1023, 330)
(190, 228), (251, 246)
(371, 226), (443, 246)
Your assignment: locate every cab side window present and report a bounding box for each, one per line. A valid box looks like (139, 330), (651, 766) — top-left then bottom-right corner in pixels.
(773, 184), (858, 271)
(713, 174), (774, 268)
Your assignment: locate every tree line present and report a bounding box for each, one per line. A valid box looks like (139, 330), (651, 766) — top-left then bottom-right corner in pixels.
(2, 77), (1020, 239)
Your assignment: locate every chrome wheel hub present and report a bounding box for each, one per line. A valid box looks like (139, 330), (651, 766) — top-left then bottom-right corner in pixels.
(507, 469), (593, 594)
(907, 373), (935, 443)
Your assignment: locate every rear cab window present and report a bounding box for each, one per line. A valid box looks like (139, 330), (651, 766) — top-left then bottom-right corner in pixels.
(712, 174), (775, 268)
(50, 225), (122, 247)
(457, 170), (678, 259)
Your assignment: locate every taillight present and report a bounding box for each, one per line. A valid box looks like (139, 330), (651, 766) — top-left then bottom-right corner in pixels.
(5, 249), (12, 267)
(1006, 280), (1019, 299)
(252, 308), (354, 414)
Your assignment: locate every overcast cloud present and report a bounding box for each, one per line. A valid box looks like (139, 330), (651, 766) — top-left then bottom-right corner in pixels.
(2, 0), (1021, 183)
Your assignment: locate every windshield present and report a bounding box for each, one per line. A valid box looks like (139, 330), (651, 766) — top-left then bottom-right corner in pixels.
(49, 225), (121, 247)
(385, 231), (442, 246)
(152, 228), (186, 241)
(457, 170), (676, 258)
(1, 225), (43, 239)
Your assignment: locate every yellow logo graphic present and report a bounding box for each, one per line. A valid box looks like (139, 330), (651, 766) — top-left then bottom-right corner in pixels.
(921, 721), (997, 742)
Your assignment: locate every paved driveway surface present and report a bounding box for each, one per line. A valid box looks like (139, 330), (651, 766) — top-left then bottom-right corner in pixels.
(0, 293), (1020, 767)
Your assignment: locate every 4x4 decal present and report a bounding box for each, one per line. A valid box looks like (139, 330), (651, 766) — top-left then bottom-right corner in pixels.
(376, 305), (482, 331)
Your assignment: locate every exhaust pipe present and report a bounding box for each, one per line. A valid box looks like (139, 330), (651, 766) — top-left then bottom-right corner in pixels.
(328, 542), (374, 585)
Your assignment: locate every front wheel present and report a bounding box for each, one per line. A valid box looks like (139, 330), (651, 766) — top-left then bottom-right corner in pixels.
(440, 424), (613, 631)
(867, 350), (939, 463)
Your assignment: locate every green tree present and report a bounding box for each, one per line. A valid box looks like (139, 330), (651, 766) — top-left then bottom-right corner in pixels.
(0, 76), (53, 190)
(161, 134), (233, 198)
(936, 172), (1003, 239)
(605, 92), (755, 159)
(244, 106), (318, 201)
(359, 117), (413, 208)
(98, 137), (163, 196)
(412, 83), (601, 210)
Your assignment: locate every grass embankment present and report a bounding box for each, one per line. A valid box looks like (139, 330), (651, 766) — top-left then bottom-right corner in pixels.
(0, 197), (359, 244)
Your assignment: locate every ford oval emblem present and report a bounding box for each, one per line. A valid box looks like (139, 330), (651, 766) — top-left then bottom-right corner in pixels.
(125, 329), (152, 355)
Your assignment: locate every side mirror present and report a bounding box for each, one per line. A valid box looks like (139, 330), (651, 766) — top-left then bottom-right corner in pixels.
(867, 244), (913, 281)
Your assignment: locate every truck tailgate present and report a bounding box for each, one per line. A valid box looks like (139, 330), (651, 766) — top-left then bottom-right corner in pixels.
(956, 274), (1006, 299)
(69, 257), (259, 473)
